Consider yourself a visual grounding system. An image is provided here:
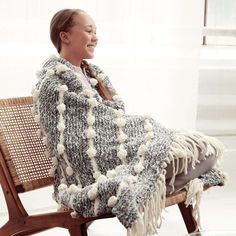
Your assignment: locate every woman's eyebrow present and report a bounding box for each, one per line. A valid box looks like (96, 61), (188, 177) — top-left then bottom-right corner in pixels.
(85, 24), (97, 29)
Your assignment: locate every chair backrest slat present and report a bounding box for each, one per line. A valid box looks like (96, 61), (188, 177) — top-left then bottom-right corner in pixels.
(0, 96), (53, 193)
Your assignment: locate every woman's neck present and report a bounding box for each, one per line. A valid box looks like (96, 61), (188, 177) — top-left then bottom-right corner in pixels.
(59, 52), (82, 68)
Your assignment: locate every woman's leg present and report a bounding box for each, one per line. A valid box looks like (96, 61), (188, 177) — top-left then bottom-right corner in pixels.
(165, 154), (216, 195)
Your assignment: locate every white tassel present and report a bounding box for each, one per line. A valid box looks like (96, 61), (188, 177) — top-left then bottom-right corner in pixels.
(88, 186), (98, 200)
(86, 147), (97, 158)
(57, 144), (65, 154)
(59, 85), (68, 92)
(134, 162), (145, 174)
(66, 166), (74, 176)
(107, 196), (118, 208)
(137, 144), (148, 156)
(90, 78), (98, 86)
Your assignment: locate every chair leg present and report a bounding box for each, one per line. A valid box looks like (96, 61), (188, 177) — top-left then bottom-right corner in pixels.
(178, 202), (199, 234)
(68, 223), (88, 236)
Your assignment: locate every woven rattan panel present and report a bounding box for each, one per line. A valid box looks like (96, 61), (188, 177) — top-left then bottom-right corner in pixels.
(0, 97), (53, 192)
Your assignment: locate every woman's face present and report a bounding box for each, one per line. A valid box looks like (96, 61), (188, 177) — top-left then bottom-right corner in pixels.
(62, 12), (98, 60)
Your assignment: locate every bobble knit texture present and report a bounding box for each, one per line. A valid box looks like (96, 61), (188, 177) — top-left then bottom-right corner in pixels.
(33, 56), (226, 236)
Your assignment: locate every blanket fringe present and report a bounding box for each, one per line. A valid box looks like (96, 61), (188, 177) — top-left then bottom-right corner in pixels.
(167, 129), (225, 193)
(185, 178), (204, 231)
(127, 178), (166, 236)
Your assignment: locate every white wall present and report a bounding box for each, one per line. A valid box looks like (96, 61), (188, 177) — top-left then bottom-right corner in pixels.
(0, 0), (204, 218)
(0, 0), (204, 129)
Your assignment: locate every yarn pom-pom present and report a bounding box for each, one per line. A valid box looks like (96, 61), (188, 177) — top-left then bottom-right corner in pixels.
(87, 115), (95, 125)
(134, 162), (145, 174)
(59, 85), (68, 93)
(83, 89), (94, 97)
(56, 64), (68, 74)
(68, 184), (79, 195)
(107, 196), (118, 208)
(86, 127), (96, 139)
(115, 109), (124, 117)
(88, 186), (98, 200)
(70, 211), (79, 218)
(34, 114), (40, 123)
(118, 132), (128, 143)
(88, 98), (98, 107)
(32, 89), (39, 101)
(57, 122), (65, 132)
(60, 178), (67, 184)
(106, 169), (116, 178)
(93, 171), (101, 179)
(36, 129), (42, 138)
(112, 94), (120, 101)
(57, 103), (66, 113)
(86, 146), (97, 158)
(97, 174), (107, 183)
(42, 136), (48, 145)
(46, 69), (55, 77)
(117, 148), (127, 160)
(145, 131), (154, 141)
(57, 144), (65, 154)
(90, 78), (98, 86)
(144, 122), (153, 132)
(58, 183), (68, 192)
(115, 118), (126, 127)
(48, 167), (55, 177)
(137, 144), (148, 156)
(97, 73), (106, 81)
(52, 157), (58, 166)
(66, 166), (74, 176)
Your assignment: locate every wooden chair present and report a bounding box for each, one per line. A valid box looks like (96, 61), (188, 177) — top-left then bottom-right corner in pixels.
(0, 96), (203, 236)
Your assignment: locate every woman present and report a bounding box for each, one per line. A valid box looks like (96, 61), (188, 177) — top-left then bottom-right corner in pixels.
(32, 9), (226, 236)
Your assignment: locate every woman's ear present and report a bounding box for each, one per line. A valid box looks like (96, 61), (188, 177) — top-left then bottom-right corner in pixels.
(60, 32), (70, 44)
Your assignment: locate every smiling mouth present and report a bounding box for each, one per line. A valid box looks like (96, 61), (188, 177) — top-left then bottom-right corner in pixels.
(87, 45), (95, 49)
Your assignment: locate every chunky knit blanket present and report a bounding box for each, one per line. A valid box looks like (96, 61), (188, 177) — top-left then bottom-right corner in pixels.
(32, 55), (226, 235)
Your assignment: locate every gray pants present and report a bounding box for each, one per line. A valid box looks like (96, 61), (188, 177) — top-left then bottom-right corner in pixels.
(165, 154), (216, 195)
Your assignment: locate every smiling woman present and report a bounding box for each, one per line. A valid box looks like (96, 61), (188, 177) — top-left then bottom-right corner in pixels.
(31, 8), (227, 236)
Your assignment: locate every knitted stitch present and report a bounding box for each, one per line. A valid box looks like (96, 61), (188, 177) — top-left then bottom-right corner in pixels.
(32, 55), (227, 235)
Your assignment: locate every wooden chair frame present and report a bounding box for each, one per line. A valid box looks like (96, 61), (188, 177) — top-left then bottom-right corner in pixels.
(0, 96), (203, 236)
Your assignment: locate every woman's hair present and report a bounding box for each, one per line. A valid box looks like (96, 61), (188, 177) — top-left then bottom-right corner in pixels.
(50, 9), (96, 79)
(50, 8), (84, 53)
